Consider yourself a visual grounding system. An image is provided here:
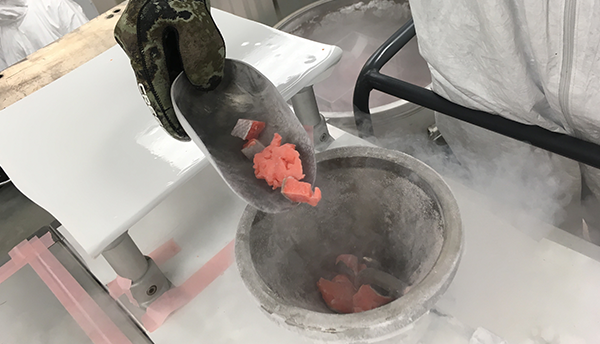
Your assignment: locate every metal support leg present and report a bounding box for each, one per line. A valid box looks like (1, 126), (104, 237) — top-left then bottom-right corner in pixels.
(102, 232), (171, 308)
(291, 86), (334, 151)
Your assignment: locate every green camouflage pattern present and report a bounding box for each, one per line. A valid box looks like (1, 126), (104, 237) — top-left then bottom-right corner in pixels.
(114, 0), (225, 141)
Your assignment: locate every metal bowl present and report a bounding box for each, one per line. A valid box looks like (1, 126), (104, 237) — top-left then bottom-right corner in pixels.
(275, 0), (433, 135)
(235, 146), (462, 342)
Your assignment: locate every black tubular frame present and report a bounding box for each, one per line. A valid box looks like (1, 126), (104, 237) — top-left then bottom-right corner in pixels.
(352, 19), (600, 169)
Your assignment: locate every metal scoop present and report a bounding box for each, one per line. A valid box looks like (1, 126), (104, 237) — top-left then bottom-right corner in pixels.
(336, 256), (410, 298)
(171, 59), (316, 213)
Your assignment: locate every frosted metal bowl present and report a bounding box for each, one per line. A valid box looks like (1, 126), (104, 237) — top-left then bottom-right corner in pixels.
(275, 0), (433, 134)
(235, 146), (462, 342)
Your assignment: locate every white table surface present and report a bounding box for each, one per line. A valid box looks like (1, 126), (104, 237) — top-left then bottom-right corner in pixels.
(0, 9), (341, 258)
(1, 9), (598, 342)
(122, 127), (600, 344)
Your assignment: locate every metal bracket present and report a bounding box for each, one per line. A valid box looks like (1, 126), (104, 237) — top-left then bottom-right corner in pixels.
(102, 232), (171, 308)
(291, 86), (334, 151)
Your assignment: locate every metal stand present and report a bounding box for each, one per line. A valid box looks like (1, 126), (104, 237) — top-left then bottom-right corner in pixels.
(291, 86), (334, 151)
(352, 19), (600, 169)
(102, 232), (171, 308)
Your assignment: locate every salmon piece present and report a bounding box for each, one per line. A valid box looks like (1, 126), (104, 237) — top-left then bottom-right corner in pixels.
(231, 119), (266, 141)
(319, 255), (396, 313)
(317, 274), (356, 314)
(241, 139), (266, 160)
(310, 188), (322, 207)
(352, 284), (393, 313)
(253, 134), (304, 189)
(281, 177), (321, 206)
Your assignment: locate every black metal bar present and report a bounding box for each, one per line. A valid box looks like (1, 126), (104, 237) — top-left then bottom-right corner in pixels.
(352, 18), (600, 169)
(363, 19), (416, 72)
(366, 71), (600, 169)
(352, 74), (374, 137)
(272, 0), (283, 21)
(353, 20), (416, 138)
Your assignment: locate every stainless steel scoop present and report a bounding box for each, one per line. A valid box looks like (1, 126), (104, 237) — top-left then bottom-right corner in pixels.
(336, 256), (410, 298)
(171, 59), (317, 213)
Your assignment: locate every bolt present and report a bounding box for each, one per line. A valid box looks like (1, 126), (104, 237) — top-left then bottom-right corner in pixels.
(146, 285), (158, 296)
(320, 133), (328, 142)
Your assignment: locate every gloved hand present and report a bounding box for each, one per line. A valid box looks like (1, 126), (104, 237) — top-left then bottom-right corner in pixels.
(114, 0), (225, 141)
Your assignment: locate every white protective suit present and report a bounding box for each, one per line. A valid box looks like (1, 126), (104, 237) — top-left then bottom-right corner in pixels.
(0, 0), (88, 71)
(408, 0), (600, 239)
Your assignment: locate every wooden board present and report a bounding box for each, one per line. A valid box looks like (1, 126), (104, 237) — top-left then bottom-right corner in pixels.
(0, 1), (127, 111)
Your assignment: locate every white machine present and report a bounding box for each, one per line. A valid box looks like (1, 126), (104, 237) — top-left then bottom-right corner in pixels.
(0, 7), (340, 289)
(1, 8), (600, 344)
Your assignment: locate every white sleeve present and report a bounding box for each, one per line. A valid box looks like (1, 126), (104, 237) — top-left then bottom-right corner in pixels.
(55, 0), (89, 36)
(0, 44), (8, 73)
(0, 52), (8, 72)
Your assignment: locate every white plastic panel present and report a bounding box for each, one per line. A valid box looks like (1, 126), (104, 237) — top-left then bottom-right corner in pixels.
(0, 9), (341, 257)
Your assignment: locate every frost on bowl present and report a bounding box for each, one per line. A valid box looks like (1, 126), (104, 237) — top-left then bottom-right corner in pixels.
(236, 147), (463, 343)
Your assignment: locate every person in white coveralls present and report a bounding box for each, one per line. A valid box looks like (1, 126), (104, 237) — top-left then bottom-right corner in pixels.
(0, 0), (88, 186)
(0, 0), (88, 71)
(408, 0), (600, 243)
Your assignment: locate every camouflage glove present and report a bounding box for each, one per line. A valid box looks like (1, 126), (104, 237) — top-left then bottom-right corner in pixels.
(114, 0), (226, 141)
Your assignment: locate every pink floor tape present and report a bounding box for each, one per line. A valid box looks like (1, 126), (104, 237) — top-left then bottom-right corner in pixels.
(39, 231), (55, 247)
(3, 234), (132, 344)
(107, 275), (138, 307)
(141, 240), (235, 332)
(105, 238), (234, 332)
(0, 257), (26, 285)
(0, 233), (53, 284)
(149, 238), (182, 267)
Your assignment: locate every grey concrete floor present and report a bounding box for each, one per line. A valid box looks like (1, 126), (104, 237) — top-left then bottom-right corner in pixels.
(0, 183), (55, 261)
(0, 182), (153, 343)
